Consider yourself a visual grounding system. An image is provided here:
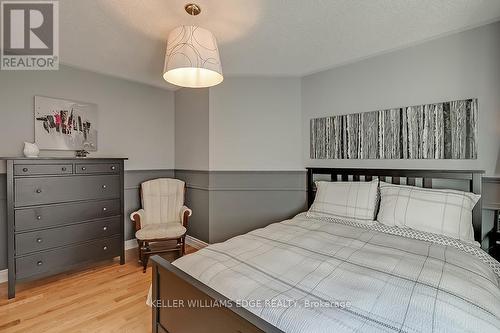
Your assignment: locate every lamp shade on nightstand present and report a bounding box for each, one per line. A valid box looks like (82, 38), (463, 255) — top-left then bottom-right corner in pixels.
(163, 25), (223, 88)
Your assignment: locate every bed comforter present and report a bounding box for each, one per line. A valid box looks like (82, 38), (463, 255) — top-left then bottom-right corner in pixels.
(173, 214), (500, 333)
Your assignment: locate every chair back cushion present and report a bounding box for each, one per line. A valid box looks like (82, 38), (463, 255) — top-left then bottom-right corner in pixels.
(141, 178), (185, 225)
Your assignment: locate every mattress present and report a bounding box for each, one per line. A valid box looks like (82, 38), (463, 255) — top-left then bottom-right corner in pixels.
(172, 214), (500, 333)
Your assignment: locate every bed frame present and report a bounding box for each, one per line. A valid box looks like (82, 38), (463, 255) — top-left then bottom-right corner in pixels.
(151, 167), (484, 333)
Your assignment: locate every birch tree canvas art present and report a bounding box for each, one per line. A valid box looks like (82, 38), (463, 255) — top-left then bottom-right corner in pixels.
(310, 98), (478, 159)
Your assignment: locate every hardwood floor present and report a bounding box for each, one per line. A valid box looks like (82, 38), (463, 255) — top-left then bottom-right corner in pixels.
(0, 245), (197, 333)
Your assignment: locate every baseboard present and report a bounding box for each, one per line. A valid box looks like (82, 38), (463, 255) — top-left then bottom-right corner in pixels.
(0, 269), (7, 284)
(125, 238), (138, 250)
(186, 235), (208, 249)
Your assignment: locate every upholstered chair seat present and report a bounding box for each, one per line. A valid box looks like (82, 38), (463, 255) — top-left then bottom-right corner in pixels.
(135, 223), (187, 240)
(130, 178), (192, 272)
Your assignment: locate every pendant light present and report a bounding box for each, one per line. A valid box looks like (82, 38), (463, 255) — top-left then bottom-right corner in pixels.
(163, 3), (223, 88)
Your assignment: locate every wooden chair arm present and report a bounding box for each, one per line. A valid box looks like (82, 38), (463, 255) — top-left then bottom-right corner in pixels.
(130, 209), (145, 232)
(181, 206), (192, 228)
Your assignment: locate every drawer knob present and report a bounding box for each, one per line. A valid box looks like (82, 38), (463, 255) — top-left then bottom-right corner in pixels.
(37, 261), (43, 266)
(81, 167), (87, 171)
(22, 168), (28, 172)
(102, 207), (107, 212)
(36, 238), (43, 243)
(103, 226), (108, 231)
(35, 189), (42, 194)
(103, 246), (108, 251)
(61, 167), (67, 171)
(36, 215), (42, 220)
(111, 166), (116, 171)
(102, 185), (107, 189)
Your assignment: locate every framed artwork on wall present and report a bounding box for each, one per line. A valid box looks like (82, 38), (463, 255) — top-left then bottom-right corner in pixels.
(34, 95), (98, 151)
(310, 98), (478, 160)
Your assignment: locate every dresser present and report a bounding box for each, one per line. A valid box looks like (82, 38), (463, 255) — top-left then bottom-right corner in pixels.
(2, 157), (127, 298)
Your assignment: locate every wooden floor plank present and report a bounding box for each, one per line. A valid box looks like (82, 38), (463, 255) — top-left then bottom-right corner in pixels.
(0, 246), (197, 333)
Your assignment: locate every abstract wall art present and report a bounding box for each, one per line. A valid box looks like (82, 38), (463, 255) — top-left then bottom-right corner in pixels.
(34, 96), (98, 151)
(310, 98), (478, 159)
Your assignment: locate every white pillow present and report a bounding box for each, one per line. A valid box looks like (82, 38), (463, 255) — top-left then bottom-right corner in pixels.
(307, 179), (379, 222)
(377, 181), (480, 242)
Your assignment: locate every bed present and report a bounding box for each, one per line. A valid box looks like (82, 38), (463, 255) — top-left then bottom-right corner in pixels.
(150, 168), (500, 333)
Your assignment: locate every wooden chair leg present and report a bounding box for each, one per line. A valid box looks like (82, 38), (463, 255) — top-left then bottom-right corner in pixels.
(140, 241), (150, 273)
(137, 240), (143, 264)
(142, 254), (149, 273)
(138, 236), (187, 271)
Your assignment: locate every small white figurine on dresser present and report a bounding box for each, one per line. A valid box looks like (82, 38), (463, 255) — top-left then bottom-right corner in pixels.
(23, 142), (40, 157)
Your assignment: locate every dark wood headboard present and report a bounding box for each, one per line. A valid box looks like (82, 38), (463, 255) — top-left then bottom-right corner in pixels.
(306, 168), (485, 243)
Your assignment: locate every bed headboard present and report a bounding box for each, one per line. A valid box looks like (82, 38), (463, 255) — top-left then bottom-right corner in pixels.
(306, 168), (485, 243)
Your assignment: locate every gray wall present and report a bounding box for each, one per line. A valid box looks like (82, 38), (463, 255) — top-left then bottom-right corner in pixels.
(207, 171), (306, 243)
(175, 89), (210, 170)
(0, 65), (175, 172)
(209, 77), (303, 171)
(173, 78), (306, 244)
(174, 170), (210, 242)
(302, 21), (500, 176)
(176, 170), (306, 244)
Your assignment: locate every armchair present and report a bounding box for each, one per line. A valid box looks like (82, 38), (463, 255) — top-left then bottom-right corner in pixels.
(130, 178), (192, 272)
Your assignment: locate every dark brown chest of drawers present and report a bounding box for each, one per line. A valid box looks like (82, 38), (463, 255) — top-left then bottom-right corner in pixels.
(2, 157), (127, 298)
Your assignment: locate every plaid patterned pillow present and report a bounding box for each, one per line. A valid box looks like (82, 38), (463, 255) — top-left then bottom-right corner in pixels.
(377, 181), (480, 242)
(307, 179), (379, 222)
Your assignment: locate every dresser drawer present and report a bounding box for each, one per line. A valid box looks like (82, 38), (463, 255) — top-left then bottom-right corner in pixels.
(15, 175), (120, 207)
(15, 217), (121, 255)
(15, 199), (120, 231)
(75, 163), (120, 174)
(16, 236), (121, 280)
(14, 164), (73, 176)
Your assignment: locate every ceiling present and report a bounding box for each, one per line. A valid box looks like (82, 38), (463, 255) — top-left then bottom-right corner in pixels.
(60, 0), (500, 90)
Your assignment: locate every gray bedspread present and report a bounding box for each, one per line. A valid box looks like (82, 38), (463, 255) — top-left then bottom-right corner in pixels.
(173, 214), (500, 333)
